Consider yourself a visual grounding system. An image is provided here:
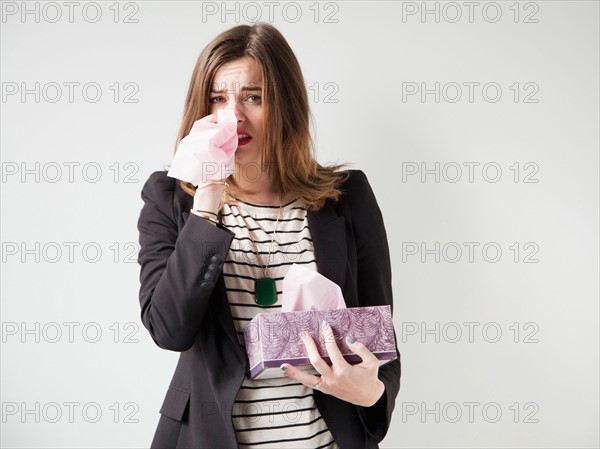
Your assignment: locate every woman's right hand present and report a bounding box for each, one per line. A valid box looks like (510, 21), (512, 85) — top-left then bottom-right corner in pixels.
(167, 109), (238, 189)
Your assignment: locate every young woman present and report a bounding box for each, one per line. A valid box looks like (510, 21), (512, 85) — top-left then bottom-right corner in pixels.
(137, 23), (401, 449)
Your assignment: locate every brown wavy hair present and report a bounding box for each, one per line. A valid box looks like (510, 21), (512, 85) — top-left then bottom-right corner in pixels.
(171, 23), (350, 211)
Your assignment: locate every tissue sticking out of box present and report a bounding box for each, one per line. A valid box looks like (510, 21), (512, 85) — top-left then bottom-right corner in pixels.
(281, 263), (347, 313)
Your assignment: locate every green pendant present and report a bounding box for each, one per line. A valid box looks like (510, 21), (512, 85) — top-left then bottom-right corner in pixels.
(255, 277), (278, 306)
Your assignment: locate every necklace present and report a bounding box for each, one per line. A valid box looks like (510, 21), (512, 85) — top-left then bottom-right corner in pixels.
(228, 192), (283, 306)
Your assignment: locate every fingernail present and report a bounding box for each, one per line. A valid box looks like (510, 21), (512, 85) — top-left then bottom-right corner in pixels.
(346, 336), (356, 344)
(322, 320), (329, 330)
(280, 364), (287, 372)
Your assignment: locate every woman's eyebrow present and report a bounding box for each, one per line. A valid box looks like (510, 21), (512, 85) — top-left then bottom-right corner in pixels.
(209, 84), (262, 93)
(241, 85), (262, 92)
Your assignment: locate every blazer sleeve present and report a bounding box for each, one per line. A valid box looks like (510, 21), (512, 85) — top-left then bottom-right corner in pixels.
(136, 170), (236, 351)
(347, 170), (401, 443)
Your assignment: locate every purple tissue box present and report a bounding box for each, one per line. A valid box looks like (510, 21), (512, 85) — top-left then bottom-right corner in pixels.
(243, 305), (397, 380)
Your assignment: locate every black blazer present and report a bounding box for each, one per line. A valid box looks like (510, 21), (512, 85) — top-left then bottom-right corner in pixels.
(137, 169), (401, 449)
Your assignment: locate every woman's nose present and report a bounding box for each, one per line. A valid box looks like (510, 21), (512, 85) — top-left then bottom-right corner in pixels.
(225, 97), (244, 121)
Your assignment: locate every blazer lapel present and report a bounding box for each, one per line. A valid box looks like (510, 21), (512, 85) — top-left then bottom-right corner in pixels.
(306, 202), (347, 291)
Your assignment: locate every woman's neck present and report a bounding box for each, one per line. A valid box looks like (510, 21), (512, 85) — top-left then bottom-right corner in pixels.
(228, 188), (296, 206)
(228, 180), (296, 206)
(227, 162), (297, 206)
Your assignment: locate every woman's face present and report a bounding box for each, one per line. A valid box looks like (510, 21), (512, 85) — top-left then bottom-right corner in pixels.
(208, 56), (264, 166)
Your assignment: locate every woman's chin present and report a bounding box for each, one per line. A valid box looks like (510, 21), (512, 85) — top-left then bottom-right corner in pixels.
(234, 151), (259, 166)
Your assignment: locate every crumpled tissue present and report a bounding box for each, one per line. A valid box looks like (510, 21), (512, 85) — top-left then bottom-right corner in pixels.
(167, 109), (238, 186)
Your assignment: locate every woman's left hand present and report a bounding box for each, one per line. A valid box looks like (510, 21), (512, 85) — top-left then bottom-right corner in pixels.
(280, 320), (385, 407)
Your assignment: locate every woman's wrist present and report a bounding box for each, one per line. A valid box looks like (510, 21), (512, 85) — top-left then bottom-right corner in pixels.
(193, 181), (227, 213)
(190, 209), (218, 226)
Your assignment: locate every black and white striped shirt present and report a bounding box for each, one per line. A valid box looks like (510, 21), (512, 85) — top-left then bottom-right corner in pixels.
(220, 197), (338, 449)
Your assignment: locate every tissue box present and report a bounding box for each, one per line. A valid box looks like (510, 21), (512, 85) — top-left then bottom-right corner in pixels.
(243, 305), (397, 380)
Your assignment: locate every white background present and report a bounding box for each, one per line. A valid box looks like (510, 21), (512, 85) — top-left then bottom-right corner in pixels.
(1, 1), (598, 447)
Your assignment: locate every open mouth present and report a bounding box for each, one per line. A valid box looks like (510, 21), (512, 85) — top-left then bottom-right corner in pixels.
(238, 133), (252, 146)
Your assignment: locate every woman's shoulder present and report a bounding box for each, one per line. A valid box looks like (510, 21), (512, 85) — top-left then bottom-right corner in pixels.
(331, 168), (387, 227)
(340, 169), (369, 188)
(140, 169), (202, 223)
(142, 169), (175, 191)
(337, 169), (377, 202)
(139, 169), (178, 213)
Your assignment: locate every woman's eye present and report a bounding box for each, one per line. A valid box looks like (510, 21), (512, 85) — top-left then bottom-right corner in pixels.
(209, 96), (224, 104)
(246, 95), (262, 103)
